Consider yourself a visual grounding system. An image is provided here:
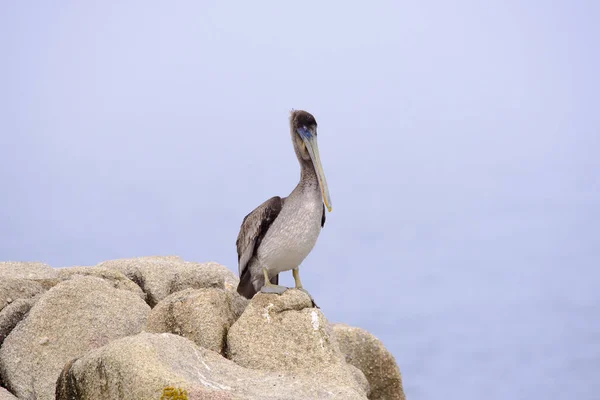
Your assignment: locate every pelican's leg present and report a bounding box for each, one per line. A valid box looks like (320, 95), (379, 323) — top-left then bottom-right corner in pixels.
(260, 267), (288, 295)
(292, 268), (304, 289)
(292, 268), (318, 307)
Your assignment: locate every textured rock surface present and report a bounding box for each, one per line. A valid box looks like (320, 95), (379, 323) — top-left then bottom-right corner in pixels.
(227, 290), (368, 396)
(0, 387), (17, 400)
(0, 262), (57, 281)
(0, 279), (44, 311)
(0, 276), (150, 400)
(98, 256), (242, 307)
(55, 265), (146, 300)
(0, 257), (404, 399)
(0, 296), (38, 347)
(146, 288), (243, 354)
(56, 332), (369, 400)
(333, 324), (406, 400)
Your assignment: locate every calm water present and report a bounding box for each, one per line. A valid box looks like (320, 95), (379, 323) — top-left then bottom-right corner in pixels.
(314, 235), (600, 400)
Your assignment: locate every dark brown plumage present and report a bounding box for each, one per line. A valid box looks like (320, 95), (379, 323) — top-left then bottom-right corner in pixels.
(292, 110), (318, 131)
(236, 196), (283, 298)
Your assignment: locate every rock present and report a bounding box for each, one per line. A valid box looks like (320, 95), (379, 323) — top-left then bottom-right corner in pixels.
(55, 265), (146, 300)
(0, 262), (57, 281)
(56, 332), (369, 400)
(146, 288), (243, 354)
(227, 290), (368, 396)
(0, 276), (150, 400)
(97, 256), (244, 308)
(227, 290), (339, 370)
(0, 296), (39, 347)
(0, 279), (45, 311)
(332, 324), (406, 400)
(0, 387), (17, 400)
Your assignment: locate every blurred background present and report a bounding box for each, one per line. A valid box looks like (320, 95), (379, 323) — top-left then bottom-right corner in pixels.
(1, 1), (598, 399)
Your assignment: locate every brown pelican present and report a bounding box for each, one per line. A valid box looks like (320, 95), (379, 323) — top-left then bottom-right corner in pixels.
(236, 110), (332, 299)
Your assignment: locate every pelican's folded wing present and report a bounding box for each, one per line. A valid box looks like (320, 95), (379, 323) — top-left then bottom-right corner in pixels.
(236, 196), (284, 278)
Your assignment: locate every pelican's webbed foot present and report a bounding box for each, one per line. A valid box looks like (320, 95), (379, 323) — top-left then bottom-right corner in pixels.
(260, 284), (289, 295)
(260, 267), (288, 295)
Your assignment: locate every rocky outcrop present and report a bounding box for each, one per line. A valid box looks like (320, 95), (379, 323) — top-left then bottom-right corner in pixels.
(55, 266), (146, 300)
(146, 288), (244, 355)
(333, 323), (406, 400)
(56, 332), (369, 400)
(0, 262), (57, 281)
(0, 279), (44, 348)
(227, 290), (369, 397)
(0, 257), (404, 400)
(0, 276), (150, 400)
(0, 279), (45, 312)
(97, 256), (241, 307)
(0, 296), (38, 347)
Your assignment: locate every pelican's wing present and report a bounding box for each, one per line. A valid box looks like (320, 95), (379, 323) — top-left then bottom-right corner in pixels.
(236, 196), (283, 277)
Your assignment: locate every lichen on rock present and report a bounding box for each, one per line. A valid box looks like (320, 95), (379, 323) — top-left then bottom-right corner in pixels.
(160, 386), (189, 400)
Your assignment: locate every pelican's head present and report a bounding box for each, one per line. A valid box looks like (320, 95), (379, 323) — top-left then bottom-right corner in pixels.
(290, 109), (332, 212)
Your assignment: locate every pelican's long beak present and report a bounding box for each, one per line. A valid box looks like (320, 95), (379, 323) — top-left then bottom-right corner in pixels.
(297, 127), (332, 212)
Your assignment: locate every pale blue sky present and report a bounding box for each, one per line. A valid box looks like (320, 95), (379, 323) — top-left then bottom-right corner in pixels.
(1, 2), (598, 399)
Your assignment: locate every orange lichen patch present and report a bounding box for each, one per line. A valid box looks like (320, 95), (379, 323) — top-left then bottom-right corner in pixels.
(160, 386), (188, 400)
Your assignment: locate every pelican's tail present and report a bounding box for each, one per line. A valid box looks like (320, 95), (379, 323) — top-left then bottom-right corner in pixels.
(236, 272), (278, 299)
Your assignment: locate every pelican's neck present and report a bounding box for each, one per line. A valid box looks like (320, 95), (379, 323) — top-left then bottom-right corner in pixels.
(297, 159), (319, 191)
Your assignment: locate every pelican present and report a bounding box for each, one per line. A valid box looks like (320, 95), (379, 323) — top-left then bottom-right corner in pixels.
(236, 110), (332, 299)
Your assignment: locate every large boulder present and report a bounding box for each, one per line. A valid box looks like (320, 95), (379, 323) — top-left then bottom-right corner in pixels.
(227, 290), (368, 397)
(0, 296), (38, 347)
(332, 324), (405, 400)
(56, 332), (369, 400)
(97, 256), (242, 307)
(0, 387), (16, 400)
(146, 288), (245, 354)
(0, 279), (44, 311)
(0, 262), (57, 281)
(55, 265), (146, 300)
(0, 276), (150, 400)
